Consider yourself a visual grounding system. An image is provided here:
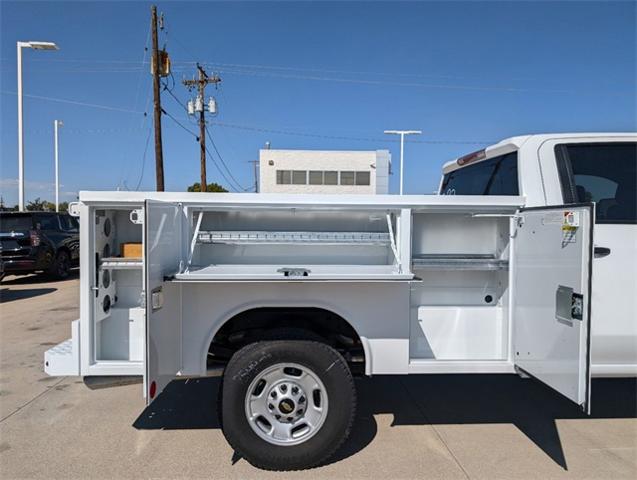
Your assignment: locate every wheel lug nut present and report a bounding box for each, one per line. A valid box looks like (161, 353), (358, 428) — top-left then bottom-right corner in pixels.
(297, 409), (303, 415)
(291, 386), (299, 395)
(275, 414), (281, 420)
(287, 417), (293, 422)
(270, 391), (277, 398)
(268, 404), (274, 410)
(280, 385), (287, 393)
(299, 395), (305, 404)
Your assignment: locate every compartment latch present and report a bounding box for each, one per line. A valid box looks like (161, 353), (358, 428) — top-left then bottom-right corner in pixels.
(129, 209), (144, 225)
(151, 287), (164, 311)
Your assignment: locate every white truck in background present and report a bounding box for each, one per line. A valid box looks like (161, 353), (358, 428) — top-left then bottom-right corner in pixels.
(44, 132), (635, 470)
(440, 133), (637, 377)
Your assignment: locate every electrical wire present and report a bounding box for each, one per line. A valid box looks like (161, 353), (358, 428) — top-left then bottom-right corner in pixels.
(204, 125), (249, 192)
(202, 142), (239, 193)
(135, 126), (153, 191)
(208, 121), (492, 145)
(132, 19), (153, 114)
(0, 91), (144, 114)
(161, 108), (199, 139)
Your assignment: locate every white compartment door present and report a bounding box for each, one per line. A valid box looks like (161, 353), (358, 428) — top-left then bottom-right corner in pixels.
(513, 204), (593, 413)
(145, 200), (184, 404)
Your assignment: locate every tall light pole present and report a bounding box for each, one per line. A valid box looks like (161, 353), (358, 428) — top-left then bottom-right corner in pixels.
(384, 130), (422, 195)
(17, 41), (59, 211)
(54, 120), (63, 212)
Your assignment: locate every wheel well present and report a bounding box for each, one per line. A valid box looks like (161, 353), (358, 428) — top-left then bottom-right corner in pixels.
(208, 307), (365, 375)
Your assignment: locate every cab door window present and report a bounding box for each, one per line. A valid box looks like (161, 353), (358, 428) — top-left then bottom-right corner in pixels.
(556, 143), (637, 224)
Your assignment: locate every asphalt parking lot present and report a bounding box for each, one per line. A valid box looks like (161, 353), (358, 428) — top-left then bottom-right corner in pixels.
(1, 274), (636, 479)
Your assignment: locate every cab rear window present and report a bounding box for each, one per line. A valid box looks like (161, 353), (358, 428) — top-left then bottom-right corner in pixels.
(441, 152), (519, 196)
(556, 143), (636, 224)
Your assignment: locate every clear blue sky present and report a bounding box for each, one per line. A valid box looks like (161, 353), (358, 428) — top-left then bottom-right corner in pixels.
(1, 1), (635, 204)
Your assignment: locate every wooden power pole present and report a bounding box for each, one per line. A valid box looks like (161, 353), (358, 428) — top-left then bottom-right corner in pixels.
(150, 5), (164, 191)
(183, 64), (221, 192)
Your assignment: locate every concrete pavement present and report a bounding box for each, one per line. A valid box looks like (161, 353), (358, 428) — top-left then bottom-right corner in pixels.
(1, 274), (636, 479)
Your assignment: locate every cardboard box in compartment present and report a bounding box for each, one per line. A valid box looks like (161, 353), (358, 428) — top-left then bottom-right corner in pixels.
(120, 242), (142, 258)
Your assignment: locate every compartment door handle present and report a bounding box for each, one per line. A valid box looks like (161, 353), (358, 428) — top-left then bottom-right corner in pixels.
(594, 246), (611, 258)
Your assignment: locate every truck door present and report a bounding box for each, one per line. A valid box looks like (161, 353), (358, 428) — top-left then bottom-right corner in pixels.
(513, 204), (593, 413)
(145, 200), (184, 404)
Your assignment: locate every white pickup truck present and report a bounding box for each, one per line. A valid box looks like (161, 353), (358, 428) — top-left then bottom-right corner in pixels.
(44, 132), (635, 470)
(440, 133), (636, 378)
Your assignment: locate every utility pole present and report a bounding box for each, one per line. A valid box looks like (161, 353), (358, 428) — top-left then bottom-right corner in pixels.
(249, 160), (259, 192)
(183, 64), (221, 192)
(151, 5), (164, 191)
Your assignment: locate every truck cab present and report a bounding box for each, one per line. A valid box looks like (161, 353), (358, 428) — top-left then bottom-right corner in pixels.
(440, 133), (637, 376)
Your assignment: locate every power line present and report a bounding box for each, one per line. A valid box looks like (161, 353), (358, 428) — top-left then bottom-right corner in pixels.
(0, 91), (144, 114)
(162, 78), (188, 113)
(204, 125), (249, 192)
(132, 16), (153, 115)
(135, 126), (153, 191)
(208, 121), (492, 145)
(202, 143), (239, 193)
(161, 107), (199, 139)
(190, 66), (572, 94)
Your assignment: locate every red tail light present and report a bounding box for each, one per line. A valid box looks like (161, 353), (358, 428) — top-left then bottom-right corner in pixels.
(457, 149), (486, 167)
(30, 230), (41, 246)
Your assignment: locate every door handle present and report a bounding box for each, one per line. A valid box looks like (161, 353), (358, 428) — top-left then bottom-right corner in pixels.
(594, 246), (611, 258)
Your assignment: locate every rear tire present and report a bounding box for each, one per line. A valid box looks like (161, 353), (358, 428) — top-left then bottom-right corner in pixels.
(221, 340), (356, 470)
(48, 250), (70, 279)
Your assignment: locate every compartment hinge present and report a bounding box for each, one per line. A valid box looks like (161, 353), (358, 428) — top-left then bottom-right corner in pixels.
(510, 215), (524, 238)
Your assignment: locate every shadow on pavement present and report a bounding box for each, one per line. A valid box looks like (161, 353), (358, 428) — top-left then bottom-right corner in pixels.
(133, 375), (637, 470)
(0, 270), (78, 286)
(0, 286), (57, 303)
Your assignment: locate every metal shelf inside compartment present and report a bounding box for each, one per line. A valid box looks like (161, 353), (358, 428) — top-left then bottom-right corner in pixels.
(197, 230), (391, 246)
(100, 257), (143, 269)
(411, 254), (508, 271)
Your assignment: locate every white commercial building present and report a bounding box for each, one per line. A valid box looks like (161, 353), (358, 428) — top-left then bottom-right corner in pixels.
(259, 149), (391, 194)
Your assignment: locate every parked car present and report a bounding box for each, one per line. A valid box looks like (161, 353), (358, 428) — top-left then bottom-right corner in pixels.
(0, 211), (79, 279)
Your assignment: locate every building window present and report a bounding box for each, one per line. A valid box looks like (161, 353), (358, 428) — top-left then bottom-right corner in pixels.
(324, 171), (338, 185)
(292, 170), (307, 185)
(309, 171), (323, 185)
(276, 170), (292, 184)
(340, 171), (355, 185)
(355, 171), (371, 186)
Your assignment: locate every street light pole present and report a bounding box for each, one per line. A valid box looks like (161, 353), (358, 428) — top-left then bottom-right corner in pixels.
(17, 42), (26, 211)
(384, 130), (422, 195)
(16, 41), (59, 211)
(54, 120), (63, 212)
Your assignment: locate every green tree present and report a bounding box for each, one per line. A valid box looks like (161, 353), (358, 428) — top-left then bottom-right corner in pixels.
(187, 182), (228, 193)
(24, 198), (69, 212)
(26, 198), (50, 211)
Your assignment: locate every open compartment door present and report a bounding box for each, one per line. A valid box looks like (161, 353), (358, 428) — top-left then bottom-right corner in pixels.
(513, 204), (593, 413)
(145, 200), (184, 404)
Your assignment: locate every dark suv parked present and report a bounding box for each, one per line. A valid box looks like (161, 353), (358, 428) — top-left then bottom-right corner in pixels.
(0, 212), (79, 279)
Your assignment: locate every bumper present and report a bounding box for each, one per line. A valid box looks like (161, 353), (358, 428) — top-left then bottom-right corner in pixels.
(2, 254), (52, 273)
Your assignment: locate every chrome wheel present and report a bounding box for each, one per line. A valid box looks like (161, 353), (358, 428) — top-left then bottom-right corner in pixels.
(244, 362), (328, 446)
